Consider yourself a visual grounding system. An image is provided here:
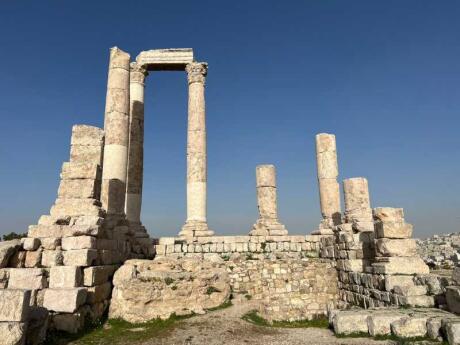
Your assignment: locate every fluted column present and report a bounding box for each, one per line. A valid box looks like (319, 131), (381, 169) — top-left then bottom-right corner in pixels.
(180, 62), (214, 238)
(315, 133), (341, 229)
(249, 165), (288, 236)
(101, 47), (131, 215)
(125, 62), (148, 223)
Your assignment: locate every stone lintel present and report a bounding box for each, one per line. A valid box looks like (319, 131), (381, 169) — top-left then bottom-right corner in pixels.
(136, 48), (194, 71)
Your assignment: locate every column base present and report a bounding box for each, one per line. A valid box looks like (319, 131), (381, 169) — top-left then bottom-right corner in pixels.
(179, 220), (214, 239)
(249, 218), (288, 236)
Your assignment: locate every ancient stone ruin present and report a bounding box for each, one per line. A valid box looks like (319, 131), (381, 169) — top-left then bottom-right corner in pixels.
(1, 47), (460, 344)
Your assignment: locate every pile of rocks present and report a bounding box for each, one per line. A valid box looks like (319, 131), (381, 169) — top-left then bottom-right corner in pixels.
(330, 307), (460, 344)
(109, 256), (231, 322)
(417, 233), (460, 269)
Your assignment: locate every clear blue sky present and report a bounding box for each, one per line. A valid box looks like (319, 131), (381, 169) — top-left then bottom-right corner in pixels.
(0, 1), (459, 239)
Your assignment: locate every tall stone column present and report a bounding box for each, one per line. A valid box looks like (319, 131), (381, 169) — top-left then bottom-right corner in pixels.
(249, 165), (288, 236)
(125, 62), (148, 224)
(101, 47), (131, 215)
(180, 62), (214, 238)
(315, 133), (341, 229)
(343, 177), (374, 232)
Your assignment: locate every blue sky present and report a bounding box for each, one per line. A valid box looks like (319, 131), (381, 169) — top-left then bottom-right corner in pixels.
(0, 1), (459, 239)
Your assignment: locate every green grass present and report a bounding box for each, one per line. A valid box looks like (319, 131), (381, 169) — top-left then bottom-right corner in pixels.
(241, 311), (329, 329)
(206, 286), (221, 295)
(44, 314), (192, 345)
(206, 300), (233, 311)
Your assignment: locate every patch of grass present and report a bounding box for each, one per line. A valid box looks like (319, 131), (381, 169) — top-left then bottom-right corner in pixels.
(171, 285), (177, 290)
(245, 294), (252, 300)
(164, 277), (175, 285)
(221, 254), (230, 261)
(206, 286), (221, 295)
(241, 311), (329, 329)
(44, 314), (192, 345)
(335, 331), (371, 339)
(206, 299), (233, 311)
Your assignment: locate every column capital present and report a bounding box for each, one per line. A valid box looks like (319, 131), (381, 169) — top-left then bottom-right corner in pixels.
(186, 62), (208, 85)
(130, 62), (148, 85)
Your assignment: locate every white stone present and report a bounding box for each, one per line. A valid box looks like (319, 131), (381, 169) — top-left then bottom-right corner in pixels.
(333, 311), (369, 335)
(8, 268), (47, 290)
(63, 249), (98, 266)
(0, 290), (30, 322)
(367, 313), (404, 336)
(49, 266), (82, 288)
(391, 316), (428, 338)
(43, 288), (87, 313)
(62, 236), (96, 250)
(0, 322), (27, 345)
(22, 238), (40, 251)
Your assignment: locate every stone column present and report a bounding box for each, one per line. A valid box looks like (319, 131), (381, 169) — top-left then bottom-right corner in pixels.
(249, 165), (288, 236)
(343, 177), (374, 232)
(180, 62), (214, 238)
(315, 133), (341, 228)
(101, 47), (131, 215)
(125, 62), (148, 224)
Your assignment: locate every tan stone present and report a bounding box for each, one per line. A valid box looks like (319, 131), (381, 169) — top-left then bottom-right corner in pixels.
(391, 316), (428, 338)
(0, 289), (31, 321)
(49, 266), (82, 288)
(43, 288), (87, 313)
(40, 238), (61, 250)
(343, 177), (371, 212)
(83, 265), (118, 286)
(375, 221), (413, 239)
(375, 238), (417, 257)
(62, 236), (96, 250)
(70, 144), (103, 165)
(0, 322), (27, 345)
(373, 207), (404, 223)
(8, 268), (47, 290)
(368, 313), (404, 336)
(28, 225), (62, 238)
(58, 179), (100, 199)
(385, 275), (415, 291)
(50, 198), (103, 218)
(63, 249), (97, 266)
(86, 282), (112, 303)
(24, 250), (42, 268)
(22, 238), (40, 251)
(373, 257), (429, 275)
(70, 125), (104, 147)
(41, 250), (63, 267)
(332, 311), (369, 335)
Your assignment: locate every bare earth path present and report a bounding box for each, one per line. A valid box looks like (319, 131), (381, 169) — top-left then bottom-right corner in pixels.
(137, 300), (394, 345)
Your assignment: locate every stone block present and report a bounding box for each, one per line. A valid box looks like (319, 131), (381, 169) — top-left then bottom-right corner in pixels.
(0, 289), (31, 321)
(8, 268), (47, 290)
(372, 257), (429, 275)
(159, 237), (175, 245)
(391, 316), (428, 338)
(443, 319), (460, 345)
(22, 238), (40, 251)
(24, 250), (42, 268)
(0, 240), (21, 268)
(28, 225), (62, 238)
(453, 267), (460, 285)
(400, 295), (434, 307)
(43, 288), (87, 313)
(50, 198), (103, 218)
(58, 179), (100, 199)
(62, 236), (97, 250)
(41, 250), (63, 267)
(49, 266), (82, 288)
(0, 322), (27, 345)
(62, 225), (100, 237)
(52, 312), (84, 334)
(333, 311), (369, 335)
(70, 125), (104, 146)
(393, 285), (427, 296)
(40, 238), (61, 250)
(367, 313), (404, 336)
(374, 221), (413, 239)
(83, 265), (118, 286)
(70, 144), (103, 165)
(63, 249), (97, 266)
(86, 282), (112, 303)
(61, 162), (101, 180)
(71, 216), (104, 227)
(447, 286), (460, 314)
(375, 238), (417, 257)
(373, 207), (404, 223)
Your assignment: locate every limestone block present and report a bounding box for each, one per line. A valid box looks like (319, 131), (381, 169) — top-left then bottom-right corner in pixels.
(61, 162), (101, 180)
(41, 250), (63, 267)
(8, 268), (47, 290)
(343, 177), (370, 212)
(24, 250), (42, 268)
(53, 312), (84, 334)
(0, 322), (27, 345)
(83, 265), (118, 286)
(62, 225), (100, 237)
(63, 249), (97, 266)
(372, 257), (429, 275)
(0, 240), (21, 268)
(136, 48), (193, 69)
(112, 264), (136, 286)
(71, 216), (104, 227)
(400, 295), (434, 307)
(375, 221), (413, 239)
(332, 311), (369, 335)
(49, 266), (82, 288)
(62, 236), (96, 250)
(443, 319), (460, 345)
(70, 144), (103, 165)
(70, 125), (104, 146)
(40, 238), (61, 250)
(28, 225), (62, 238)
(50, 198), (103, 218)
(391, 316), (428, 338)
(373, 207), (404, 223)
(384, 275), (415, 292)
(0, 289), (31, 321)
(43, 288), (87, 313)
(159, 237), (175, 245)
(22, 238), (40, 251)
(453, 267), (460, 285)
(256, 165), (276, 187)
(375, 239), (417, 257)
(86, 282), (112, 303)
(58, 179), (100, 199)
(367, 313), (404, 336)
(393, 285), (427, 296)
(447, 287), (460, 314)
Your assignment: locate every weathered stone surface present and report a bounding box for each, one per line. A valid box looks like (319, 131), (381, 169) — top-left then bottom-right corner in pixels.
(109, 257), (230, 322)
(50, 198), (103, 218)
(136, 48), (193, 70)
(384, 275), (415, 291)
(41, 250), (63, 267)
(443, 319), (460, 345)
(28, 225), (62, 238)
(63, 249), (97, 266)
(447, 286), (460, 314)
(24, 250), (42, 268)
(22, 238), (40, 251)
(8, 268), (47, 290)
(0, 240), (21, 268)
(83, 265), (118, 286)
(375, 239), (417, 257)
(375, 221), (413, 239)
(49, 266), (82, 288)
(332, 310), (369, 335)
(62, 236), (96, 250)
(52, 312), (84, 334)
(373, 207), (404, 223)
(367, 312), (404, 336)
(0, 322), (27, 345)
(70, 125), (104, 147)
(87, 282), (112, 303)
(0, 289), (31, 322)
(40, 238), (60, 250)
(43, 288), (87, 313)
(58, 179), (100, 199)
(372, 257), (429, 275)
(391, 316), (428, 338)
(61, 162), (101, 180)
